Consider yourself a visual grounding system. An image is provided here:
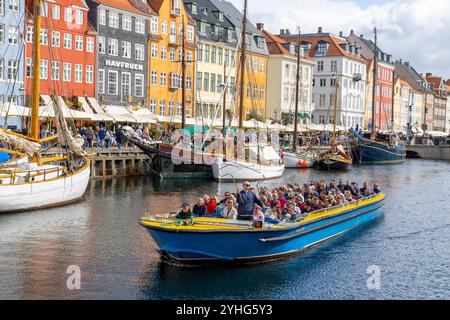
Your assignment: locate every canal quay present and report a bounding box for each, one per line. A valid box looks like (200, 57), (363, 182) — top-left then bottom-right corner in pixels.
(0, 159), (449, 300)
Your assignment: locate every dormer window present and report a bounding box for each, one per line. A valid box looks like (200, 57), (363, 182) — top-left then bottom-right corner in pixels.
(219, 12), (224, 21)
(202, 7), (208, 15)
(192, 4), (197, 14)
(316, 41), (329, 56)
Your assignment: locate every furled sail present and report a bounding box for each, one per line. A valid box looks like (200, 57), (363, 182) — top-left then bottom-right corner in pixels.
(51, 96), (86, 157)
(0, 129), (41, 156)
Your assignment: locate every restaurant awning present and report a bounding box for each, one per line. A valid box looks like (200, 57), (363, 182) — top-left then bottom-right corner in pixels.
(40, 95), (94, 120)
(86, 97), (115, 121)
(103, 105), (138, 123)
(129, 107), (157, 124)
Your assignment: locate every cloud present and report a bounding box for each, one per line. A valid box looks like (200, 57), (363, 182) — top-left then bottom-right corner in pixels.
(229, 0), (450, 79)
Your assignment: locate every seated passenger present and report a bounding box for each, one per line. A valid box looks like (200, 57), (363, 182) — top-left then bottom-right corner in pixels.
(203, 195), (217, 214)
(221, 199), (238, 220)
(193, 198), (207, 217)
(373, 183), (381, 194)
(176, 202), (193, 220)
(252, 204), (265, 228)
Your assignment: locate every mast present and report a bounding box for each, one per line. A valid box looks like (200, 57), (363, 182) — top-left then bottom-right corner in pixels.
(333, 76), (339, 140)
(238, 0), (248, 129)
(371, 27), (377, 137)
(181, 16), (186, 129)
(222, 63), (227, 135)
(293, 28), (301, 150)
(31, 0), (42, 140)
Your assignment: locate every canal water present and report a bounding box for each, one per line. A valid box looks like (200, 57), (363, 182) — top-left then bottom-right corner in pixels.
(0, 159), (449, 300)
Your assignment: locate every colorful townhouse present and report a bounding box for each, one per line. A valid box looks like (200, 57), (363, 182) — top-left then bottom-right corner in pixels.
(145, 0), (196, 121)
(446, 80), (450, 132)
(261, 27), (314, 124)
(425, 74), (447, 132)
(86, 0), (153, 110)
(0, 0), (25, 130)
(280, 27), (367, 129)
(24, 0), (96, 107)
(209, 0), (269, 122)
(183, 0), (237, 122)
(347, 30), (395, 132)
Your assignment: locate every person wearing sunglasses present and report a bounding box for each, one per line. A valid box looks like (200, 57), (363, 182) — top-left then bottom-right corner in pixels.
(235, 181), (263, 221)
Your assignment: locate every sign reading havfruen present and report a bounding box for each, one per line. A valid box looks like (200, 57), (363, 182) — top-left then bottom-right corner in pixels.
(105, 59), (144, 71)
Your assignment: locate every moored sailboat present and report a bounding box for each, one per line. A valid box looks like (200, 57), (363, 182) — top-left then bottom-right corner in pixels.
(0, 0), (90, 213)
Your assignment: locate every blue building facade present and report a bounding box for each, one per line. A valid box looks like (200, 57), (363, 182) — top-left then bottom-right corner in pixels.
(0, 0), (24, 130)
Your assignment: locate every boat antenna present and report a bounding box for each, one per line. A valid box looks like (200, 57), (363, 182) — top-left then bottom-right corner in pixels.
(293, 26), (301, 151)
(238, 0), (248, 129)
(371, 27), (377, 138)
(31, 0), (42, 141)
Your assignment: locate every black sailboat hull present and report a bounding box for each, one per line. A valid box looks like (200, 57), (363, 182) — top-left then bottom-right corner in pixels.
(317, 159), (351, 171)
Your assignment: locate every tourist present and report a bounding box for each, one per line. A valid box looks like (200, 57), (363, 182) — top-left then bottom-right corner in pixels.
(221, 199), (238, 220)
(203, 195), (217, 214)
(193, 198), (206, 217)
(235, 181), (263, 221)
(373, 183), (381, 194)
(252, 204), (265, 228)
(176, 202), (193, 220)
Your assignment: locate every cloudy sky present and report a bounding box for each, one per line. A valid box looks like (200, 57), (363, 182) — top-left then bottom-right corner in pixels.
(229, 0), (450, 79)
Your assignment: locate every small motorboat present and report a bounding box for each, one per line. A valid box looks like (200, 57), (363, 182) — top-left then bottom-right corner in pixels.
(140, 193), (385, 264)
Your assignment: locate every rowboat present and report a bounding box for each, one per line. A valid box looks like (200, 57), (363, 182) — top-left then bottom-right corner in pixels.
(140, 193), (385, 264)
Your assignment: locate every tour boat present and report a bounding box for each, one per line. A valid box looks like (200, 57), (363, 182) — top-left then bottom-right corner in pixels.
(140, 193), (385, 263)
(283, 150), (316, 168)
(212, 145), (284, 181)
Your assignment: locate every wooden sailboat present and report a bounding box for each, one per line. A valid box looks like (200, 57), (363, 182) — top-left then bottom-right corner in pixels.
(283, 29), (316, 169)
(212, 0), (284, 181)
(317, 75), (352, 171)
(0, 0), (90, 213)
(351, 28), (406, 164)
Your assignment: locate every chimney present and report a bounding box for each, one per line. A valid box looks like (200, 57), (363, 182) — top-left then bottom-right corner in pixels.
(280, 29), (285, 36)
(426, 72), (432, 77)
(339, 31), (343, 37)
(318, 26), (323, 33)
(256, 23), (264, 31)
(405, 61), (410, 68)
(350, 29), (354, 35)
(360, 34), (364, 38)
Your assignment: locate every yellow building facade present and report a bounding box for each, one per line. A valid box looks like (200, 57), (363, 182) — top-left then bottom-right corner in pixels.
(147, 0), (196, 121)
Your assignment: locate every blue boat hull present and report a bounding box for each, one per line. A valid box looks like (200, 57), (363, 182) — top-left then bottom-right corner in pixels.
(352, 139), (406, 164)
(144, 198), (384, 263)
(0, 152), (11, 164)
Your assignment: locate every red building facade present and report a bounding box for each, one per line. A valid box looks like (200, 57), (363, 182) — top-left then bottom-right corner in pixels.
(24, 0), (96, 103)
(375, 61), (395, 131)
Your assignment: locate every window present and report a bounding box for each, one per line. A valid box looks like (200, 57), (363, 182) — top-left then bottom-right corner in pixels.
(63, 63), (71, 81)
(40, 1), (48, 16)
(211, 46), (216, 64)
(203, 72), (209, 91)
(161, 46), (167, 60)
(320, 78), (326, 87)
(51, 61), (60, 80)
(86, 37), (94, 52)
(160, 72), (167, 86)
(109, 12), (119, 28)
(151, 44), (158, 58)
(149, 99), (157, 114)
(122, 15), (132, 31)
(75, 9), (83, 25)
(317, 61), (324, 72)
(159, 100), (166, 115)
(135, 18), (145, 34)
(108, 38), (118, 56)
(134, 74), (144, 98)
(317, 42), (328, 55)
(98, 69), (105, 94)
(196, 72), (202, 91)
(284, 64), (290, 77)
(204, 45), (210, 62)
(0, 59), (3, 81)
(75, 64), (83, 83)
(122, 41), (131, 58)
(8, 25), (18, 44)
(169, 47), (176, 61)
(186, 76), (192, 90)
(23, 26), (31, 44)
(99, 9), (106, 25)
(150, 70), (157, 85)
(253, 84), (258, 99)
(169, 101), (174, 116)
(187, 25), (194, 41)
(0, 24), (5, 43)
(248, 83), (252, 99)
(121, 72), (131, 101)
(210, 74), (216, 93)
(39, 28), (48, 45)
(108, 71), (118, 95)
(254, 58), (259, 73)
(260, 85), (264, 100)
(64, 7), (72, 23)
(331, 61), (337, 72)
(135, 44), (144, 60)
(25, 58), (33, 78)
(151, 16), (158, 34)
(8, 0), (19, 12)
(52, 4), (60, 20)
(197, 44), (203, 62)
(98, 36), (105, 54)
(161, 20), (168, 34)
(52, 31), (60, 47)
(63, 33), (72, 49)
(75, 35), (83, 51)
(86, 65), (94, 84)
(8, 59), (19, 80)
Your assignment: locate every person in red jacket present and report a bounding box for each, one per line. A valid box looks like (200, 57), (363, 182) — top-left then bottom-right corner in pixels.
(203, 195), (217, 214)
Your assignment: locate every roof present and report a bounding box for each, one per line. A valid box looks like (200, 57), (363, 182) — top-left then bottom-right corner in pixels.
(347, 31), (394, 66)
(148, 0), (164, 12)
(280, 33), (366, 63)
(394, 60), (433, 94)
(426, 75), (443, 90)
(97, 0), (155, 16)
(262, 29), (313, 61)
(210, 0), (268, 56)
(26, 0), (89, 12)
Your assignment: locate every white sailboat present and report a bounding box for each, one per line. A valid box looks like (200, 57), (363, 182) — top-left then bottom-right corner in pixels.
(212, 0), (284, 181)
(0, 0), (90, 213)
